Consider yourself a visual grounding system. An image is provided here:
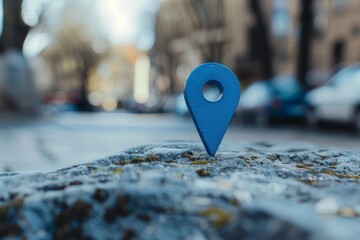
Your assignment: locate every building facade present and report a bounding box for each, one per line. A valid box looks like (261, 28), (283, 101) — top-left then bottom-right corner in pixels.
(312, 0), (360, 71)
(154, 0), (360, 93)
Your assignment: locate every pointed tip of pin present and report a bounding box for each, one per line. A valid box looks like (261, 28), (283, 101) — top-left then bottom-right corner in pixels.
(206, 148), (217, 156)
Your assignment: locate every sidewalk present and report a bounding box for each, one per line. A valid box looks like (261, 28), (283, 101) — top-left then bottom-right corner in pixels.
(1, 112), (359, 172)
(0, 112), (197, 171)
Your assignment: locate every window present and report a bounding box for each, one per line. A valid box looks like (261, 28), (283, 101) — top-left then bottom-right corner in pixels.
(333, 0), (346, 10)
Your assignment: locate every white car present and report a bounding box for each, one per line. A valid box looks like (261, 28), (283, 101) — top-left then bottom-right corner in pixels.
(305, 64), (360, 130)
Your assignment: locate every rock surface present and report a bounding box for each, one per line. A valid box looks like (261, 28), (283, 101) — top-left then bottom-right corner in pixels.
(0, 142), (359, 240)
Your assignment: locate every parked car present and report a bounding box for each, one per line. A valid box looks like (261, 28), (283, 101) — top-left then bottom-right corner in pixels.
(305, 64), (360, 130)
(174, 94), (189, 116)
(237, 75), (306, 124)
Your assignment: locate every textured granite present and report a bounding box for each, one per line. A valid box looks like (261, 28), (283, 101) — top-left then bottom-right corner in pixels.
(0, 142), (359, 240)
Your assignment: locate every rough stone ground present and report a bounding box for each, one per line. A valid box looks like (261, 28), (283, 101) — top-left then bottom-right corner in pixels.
(0, 142), (359, 240)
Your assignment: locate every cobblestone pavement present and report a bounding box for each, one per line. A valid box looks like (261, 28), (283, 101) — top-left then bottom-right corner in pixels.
(0, 142), (359, 239)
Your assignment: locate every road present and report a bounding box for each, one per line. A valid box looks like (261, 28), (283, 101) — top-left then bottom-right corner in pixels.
(0, 112), (359, 171)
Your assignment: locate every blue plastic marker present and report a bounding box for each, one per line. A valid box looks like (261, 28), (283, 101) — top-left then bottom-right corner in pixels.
(184, 62), (241, 156)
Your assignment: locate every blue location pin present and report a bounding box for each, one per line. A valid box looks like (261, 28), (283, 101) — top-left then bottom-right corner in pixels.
(184, 62), (241, 156)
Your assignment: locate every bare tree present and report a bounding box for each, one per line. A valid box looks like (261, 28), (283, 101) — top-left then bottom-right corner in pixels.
(248, 0), (273, 80)
(0, 0), (29, 52)
(59, 27), (105, 111)
(154, 0), (226, 93)
(297, 0), (314, 90)
(187, 0), (226, 62)
(42, 1), (108, 111)
(0, 0), (39, 114)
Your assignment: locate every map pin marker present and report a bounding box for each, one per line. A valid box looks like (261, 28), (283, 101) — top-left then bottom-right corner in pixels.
(184, 62), (241, 156)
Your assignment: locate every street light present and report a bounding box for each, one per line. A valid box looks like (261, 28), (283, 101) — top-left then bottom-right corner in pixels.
(133, 54), (150, 104)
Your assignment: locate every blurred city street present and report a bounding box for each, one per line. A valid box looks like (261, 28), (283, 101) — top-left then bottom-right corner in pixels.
(1, 112), (359, 172)
(1, 0), (359, 172)
(0, 1), (360, 239)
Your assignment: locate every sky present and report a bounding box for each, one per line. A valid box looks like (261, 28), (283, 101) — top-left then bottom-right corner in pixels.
(96, 0), (159, 49)
(0, 0), (159, 55)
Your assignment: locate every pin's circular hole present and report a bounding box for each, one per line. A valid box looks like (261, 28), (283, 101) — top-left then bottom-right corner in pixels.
(202, 80), (223, 102)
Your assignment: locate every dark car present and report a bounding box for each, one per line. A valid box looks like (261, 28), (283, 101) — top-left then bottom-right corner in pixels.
(237, 75), (305, 125)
